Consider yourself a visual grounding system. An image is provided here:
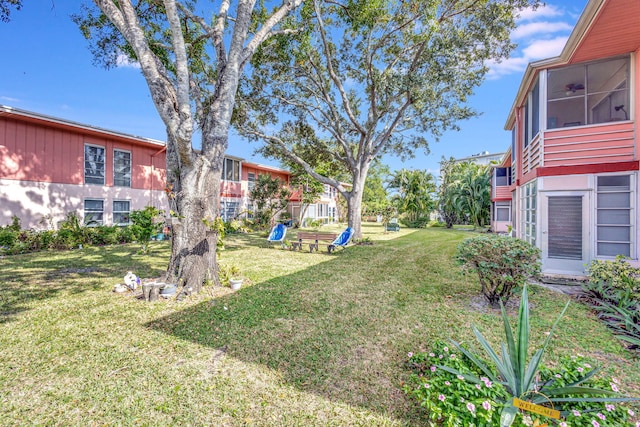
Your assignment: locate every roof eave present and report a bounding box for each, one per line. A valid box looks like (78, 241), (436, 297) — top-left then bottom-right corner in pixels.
(0, 104), (166, 147)
(503, 0), (605, 130)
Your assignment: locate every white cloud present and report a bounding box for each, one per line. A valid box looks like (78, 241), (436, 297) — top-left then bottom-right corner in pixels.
(116, 52), (141, 69)
(487, 3), (576, 79)
(517, 4), (563, 22)
(1, 96), (20, 103)
(486, 57), (530, 79)
(512, 21), (573, 39)
(487, 36), (569, 80)
(521, 36), (569, 60)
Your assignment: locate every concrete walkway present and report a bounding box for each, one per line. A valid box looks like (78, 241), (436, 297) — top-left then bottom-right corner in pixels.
(532, 278), (587, 297)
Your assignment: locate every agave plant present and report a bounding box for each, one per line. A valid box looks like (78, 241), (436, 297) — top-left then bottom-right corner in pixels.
(439, 285), (638, 426)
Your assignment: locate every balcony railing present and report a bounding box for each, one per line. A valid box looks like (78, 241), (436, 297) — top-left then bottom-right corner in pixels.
(543, 122), (634, 167)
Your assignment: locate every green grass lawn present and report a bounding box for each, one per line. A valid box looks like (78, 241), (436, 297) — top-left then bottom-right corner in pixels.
(1, 224), (638, 426)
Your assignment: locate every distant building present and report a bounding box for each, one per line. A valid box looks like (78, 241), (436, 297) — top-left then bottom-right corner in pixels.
(453, 151), (505, 166)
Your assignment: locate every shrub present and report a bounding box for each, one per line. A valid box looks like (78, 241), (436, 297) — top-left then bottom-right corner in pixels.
(130, 206), (164, 254)
(427, 220), (446, 228)
(584, 257), (640, 351)
(224, 219), (247, 234)
(399, 216), (430, 229)
(115, 226), (136, 244)
(456, 234), (540, 305)
(0, 227), (18, 249)
(587, 255), (640, 291)
(583, 278), (640, 352)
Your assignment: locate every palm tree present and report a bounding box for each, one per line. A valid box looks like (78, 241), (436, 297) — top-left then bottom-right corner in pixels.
(388, 169), (437, 223)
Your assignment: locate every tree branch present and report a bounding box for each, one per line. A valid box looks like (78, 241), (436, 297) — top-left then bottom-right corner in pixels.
(312, 0), (365, 136)
(242, 0), (304, 67)
(245, 129), (348, 191)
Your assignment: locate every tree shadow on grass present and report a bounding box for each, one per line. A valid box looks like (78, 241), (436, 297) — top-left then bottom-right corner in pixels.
(0, 244), (167, 323)
(146, 242), (431, 425)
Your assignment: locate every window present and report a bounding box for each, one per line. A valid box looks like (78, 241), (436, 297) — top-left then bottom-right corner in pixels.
(114, 150), (131, 187)
(495, 167), (511, 186)
(522, 79), (540, 147)
(547, 56), (629, 129)
(113, 201), (131, 225)
(84, 199), (104, 225)
(84, 145), (105, 185)
(520, 180), (536, 245)
(224, 158), (240, 181)
(494, 201), (511, 222)
(247, 172), (256, 191)
(531, 80), (540, 138)
(596, 175), (633, 257)
(221, 200), (239, 221)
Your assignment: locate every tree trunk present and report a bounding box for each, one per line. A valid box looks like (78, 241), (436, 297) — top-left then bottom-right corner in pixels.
(164, 151), (221, 298)
(345, 166), (368, 239)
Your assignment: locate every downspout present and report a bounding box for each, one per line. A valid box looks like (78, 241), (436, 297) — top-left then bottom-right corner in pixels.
(150, 145), (167, 207)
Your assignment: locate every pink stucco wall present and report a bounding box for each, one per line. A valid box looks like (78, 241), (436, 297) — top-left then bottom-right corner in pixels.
(0, 178), (168, 229)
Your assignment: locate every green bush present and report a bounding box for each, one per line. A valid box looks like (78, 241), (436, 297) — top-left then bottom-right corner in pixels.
(224, 219), (247, 234)
(587, 255), (640, 291)
(584, 257), (640, 351)
(427, 220), (446, 228)
(583, 278), (640, 352)
(0, 227), (18, 249)
(456, 234), (541, 305)
(130, 206), (164, 254)
(116, 226), (136, 244)
(399, 216), (430, 229)
(0, 213), (138, 256)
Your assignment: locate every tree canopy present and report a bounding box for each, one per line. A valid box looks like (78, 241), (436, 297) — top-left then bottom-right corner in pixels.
(0, 0), (21, 22)
(237, 0), (538, 237)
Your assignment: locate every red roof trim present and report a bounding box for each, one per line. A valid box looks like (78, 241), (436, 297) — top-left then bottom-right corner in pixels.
(535, 161), (639, 177)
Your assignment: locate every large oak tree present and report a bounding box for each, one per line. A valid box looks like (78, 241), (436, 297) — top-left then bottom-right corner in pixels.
(74, 0), (302, 296)
(238, 0), (537, 238)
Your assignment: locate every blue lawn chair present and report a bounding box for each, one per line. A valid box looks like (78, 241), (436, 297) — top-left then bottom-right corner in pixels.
(266, 223), (287, 248)
(328, 227), (354, 253)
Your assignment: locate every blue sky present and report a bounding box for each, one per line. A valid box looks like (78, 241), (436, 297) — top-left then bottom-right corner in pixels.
(0, 1), (587, 175)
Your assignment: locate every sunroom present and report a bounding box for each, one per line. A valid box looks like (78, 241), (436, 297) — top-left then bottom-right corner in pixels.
(518, 55), (634, 175)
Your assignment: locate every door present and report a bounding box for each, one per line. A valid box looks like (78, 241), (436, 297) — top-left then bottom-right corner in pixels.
(541, 191), (590, 275)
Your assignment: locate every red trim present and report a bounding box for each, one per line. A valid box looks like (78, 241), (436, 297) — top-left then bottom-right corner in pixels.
(536, 161), (639, 177)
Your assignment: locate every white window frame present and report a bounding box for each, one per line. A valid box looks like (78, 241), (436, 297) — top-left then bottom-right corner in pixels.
(113, 200), (131, 226)
(247, 172), (256, 191)
(113, 149), (132, 187)
(84, 199), (104, 226)
(595, 173), (635, 258)
(223, 158), (241, 182)
(546, 55), (630, 129)
(520, 180), (537, 245)
(84, 144), (106, 185)
(494, 201), (511, 222)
